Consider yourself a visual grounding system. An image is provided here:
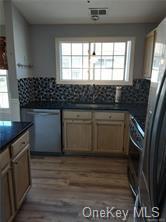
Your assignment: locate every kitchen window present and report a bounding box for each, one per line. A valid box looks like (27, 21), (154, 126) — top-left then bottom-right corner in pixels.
(0, 69), (9, 109)
(55, 37), (135, 85)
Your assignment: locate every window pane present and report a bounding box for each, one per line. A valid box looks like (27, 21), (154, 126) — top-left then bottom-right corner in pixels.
(72, 56), (82, 68)
(62, 69), (71, 80)
(90, 69), (94, 80)
(101, 56), (113, 68)
(113, 69), (124, 80)
(101, 69), (112, 80)
(0, 93), (9, 108)
(94, 69), (101, 80)
(0, 69), (7, 75)
(102, 43), (113, 55)
(83, 56), (89, 68)
(95, 43), (102, 55)
(61, 43), (71, 55)
(58, 39), (133, 83)
(72, 69), (82, 80)
(83, 43), (89, 55)
(114, 43), (126, 55)
(72, 43), (82, 55)
(90, 43), (101, 56)
(62, 56), (71, 68)
(113, 56), (125, 68)
(0, 76), (8, 92)
(94, 56), (101, 68)
(83, 69), (89, 80)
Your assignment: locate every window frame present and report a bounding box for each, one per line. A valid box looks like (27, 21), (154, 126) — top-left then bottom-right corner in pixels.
(55, 37), (135, 85)
(0, 70), (10, 111)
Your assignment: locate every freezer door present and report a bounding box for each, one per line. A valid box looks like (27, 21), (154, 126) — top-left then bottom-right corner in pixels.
(139, 18), (166, 219)
(150, 75), (166, 210)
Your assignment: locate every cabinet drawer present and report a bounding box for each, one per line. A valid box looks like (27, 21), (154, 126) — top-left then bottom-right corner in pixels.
(94, 112), (125, 121)
(11, 131), (29, 158)
(0, 148), (10, 171)
(63, 111), (92, 120)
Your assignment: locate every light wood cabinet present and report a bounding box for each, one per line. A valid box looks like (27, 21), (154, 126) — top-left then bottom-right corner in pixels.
(63, 111), (92, 151)
(63, 110), (128, 154)
(12, 145), (31, 209)
(0, 164), (15, 222)
(94, 111), (125, 153)
(143, 30), (156, 79)
(0, 131), (31, 222)
(94, 120), (124, 153)
(0, 149), (15, 222)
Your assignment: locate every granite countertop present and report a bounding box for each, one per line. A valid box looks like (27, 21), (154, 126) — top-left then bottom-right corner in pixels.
(0, 121), (33, 153)
(22, 101), (148, 131)
(22, 101), (147, 118)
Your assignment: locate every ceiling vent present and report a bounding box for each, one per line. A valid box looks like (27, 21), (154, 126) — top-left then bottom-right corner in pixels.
(89, 8), (108, 16)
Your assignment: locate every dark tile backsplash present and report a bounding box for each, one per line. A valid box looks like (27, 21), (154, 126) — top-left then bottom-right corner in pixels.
(18, 77), (150, 106)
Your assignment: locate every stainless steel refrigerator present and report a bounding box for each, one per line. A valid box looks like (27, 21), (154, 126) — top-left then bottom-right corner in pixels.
(135, 18), (166, 221)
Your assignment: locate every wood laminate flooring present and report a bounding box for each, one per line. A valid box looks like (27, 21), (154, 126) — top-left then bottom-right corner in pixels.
(14, 156), (134, 222)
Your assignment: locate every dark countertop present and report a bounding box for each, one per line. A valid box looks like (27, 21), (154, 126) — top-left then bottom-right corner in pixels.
(0, 121), (33, 153)
(21, 101), (148, 130)
(22, 101), (147, 118)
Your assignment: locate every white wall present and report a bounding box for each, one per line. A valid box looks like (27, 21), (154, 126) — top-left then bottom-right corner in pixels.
(2, 1), (31, 121)
(12, 4), (32, 79)
(30, 23), (156, 79)
(0, 25), (5, 36)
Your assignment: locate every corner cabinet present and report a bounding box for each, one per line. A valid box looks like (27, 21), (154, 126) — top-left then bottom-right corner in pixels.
(143, 30), (156, 79)
(63, 111), (92, 151)
(63, 110), (129, 154)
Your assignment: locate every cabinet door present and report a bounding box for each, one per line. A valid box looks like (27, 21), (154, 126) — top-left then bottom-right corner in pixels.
(144, 31), (156, 79)
(0, 164), (15, 222)
(12, 145), (31, 209)
(94, 121), (124, 153)
(63, 120), (92, 151)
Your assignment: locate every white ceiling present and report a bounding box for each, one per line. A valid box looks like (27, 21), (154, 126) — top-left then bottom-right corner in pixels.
(7, 0), (166, 24)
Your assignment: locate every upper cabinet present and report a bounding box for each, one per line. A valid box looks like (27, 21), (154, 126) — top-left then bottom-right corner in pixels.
(0, 37), (8, 69)
(143, 30), (156, 79)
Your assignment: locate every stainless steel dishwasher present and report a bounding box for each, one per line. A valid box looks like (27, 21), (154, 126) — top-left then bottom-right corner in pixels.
(21, 109), (61, 154)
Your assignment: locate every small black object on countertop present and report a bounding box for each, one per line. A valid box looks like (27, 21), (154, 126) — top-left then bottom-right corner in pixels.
(22, 101), (148, 131)
(0, 121), (33, 153)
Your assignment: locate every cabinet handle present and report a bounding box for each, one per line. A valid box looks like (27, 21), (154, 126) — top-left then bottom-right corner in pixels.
(109, 116), (112, 119)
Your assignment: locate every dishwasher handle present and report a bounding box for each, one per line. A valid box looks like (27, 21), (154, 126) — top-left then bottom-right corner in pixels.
(27, 111), (60, 116)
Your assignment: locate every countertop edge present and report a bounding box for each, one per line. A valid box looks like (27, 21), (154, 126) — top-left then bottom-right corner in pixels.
(0, 122), (33, 153)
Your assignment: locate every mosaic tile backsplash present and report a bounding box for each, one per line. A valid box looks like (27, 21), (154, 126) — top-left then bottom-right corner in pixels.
(18, 77), (150, 106)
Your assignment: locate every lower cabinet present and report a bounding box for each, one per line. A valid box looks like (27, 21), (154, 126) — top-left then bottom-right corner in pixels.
(0, 131), (31, 222)
(12, 145), (31, 209)
(0, 149), (15, 222)
(63, 110), (129, 154)
(0, 164), (15, 222)
(94, 121), (124, 153)
(64, 120), (92, 151)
